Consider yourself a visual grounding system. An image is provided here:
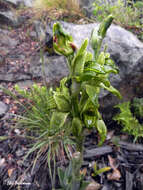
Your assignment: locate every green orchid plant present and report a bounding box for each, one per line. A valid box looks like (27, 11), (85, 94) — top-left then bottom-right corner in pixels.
(52, 15), (121, 190)
(52, 15), (121, 153)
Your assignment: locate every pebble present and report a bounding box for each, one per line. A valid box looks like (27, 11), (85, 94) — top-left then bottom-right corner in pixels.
(0, 101), (8, 118)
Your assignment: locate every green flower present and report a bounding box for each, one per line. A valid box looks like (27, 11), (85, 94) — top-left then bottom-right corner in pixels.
(53, 22), (76, 56)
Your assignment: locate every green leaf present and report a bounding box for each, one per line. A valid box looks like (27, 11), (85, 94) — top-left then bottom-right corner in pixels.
(103, 65), (118, 74)
(98, 76), (110, 87)
(93, 162), (111, 176)
(90, 15), (114, 59)
(50, 112), (68, 129)
(85, 84), (99, 107)
(72, 39), (88, 76)
(80, 98), (95, 116)
(113, 102), (143, 141)
(98, 15), (114, 38)
(100, 83), (122, 99)
(84, 62), (105, 74)
(76, 39), (88, 57)
(60, 77), (70, 101)
(96, 120), (107, 146)
(24, 140), (47, 161)
(72, 117), (83, 136)
(79, 70), (97, 81)
(96, 167), (111, 175)
(105, 58), (115, 65)
(97, 52), (105, 65)
(58, 167), (65, 188)
(54, 92), (70, 112)
(85, 52), (93, 62)
(73, 54), (86, 76)
(93, 162), (97, 171)
(90, 26), (101, 55)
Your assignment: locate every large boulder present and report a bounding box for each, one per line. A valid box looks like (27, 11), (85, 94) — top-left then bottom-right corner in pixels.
(30, 21), (143, 120)
(1, 0), (34, 8)
(0, 11), (20, 26)
(0, 0), (34, 26)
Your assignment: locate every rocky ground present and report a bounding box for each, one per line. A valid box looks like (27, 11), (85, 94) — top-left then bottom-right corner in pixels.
(0, 0), (143, 190)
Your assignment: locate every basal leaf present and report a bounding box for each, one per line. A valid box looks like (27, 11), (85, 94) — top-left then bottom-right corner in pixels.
(54, 92), (70, 112)
(72, 117), (83, 136)
(96, 120), (107, 146)
(58, 167), (65, 187)
(50, 112), (68, 129)
(60, 77), (70, 101)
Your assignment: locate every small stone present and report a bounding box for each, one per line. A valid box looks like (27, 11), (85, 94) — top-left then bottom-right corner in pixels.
(0, 158), (5, 167)
(86, 181), (101, 190)
(0, 101), (8, 118)
(0, 55), (5, 65)
(16, 149), (24, 157)
(14, 129), (21, 135)
(29, 31), (37, 39)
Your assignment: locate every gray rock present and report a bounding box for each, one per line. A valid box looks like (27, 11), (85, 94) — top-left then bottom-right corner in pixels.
(5, 0), (19, 7)
(0, 101), (8, 118)
(0, 11), (19, 26)
(17, 80), (34, 89)
(4, 0), (34, 8)
(0, 29), (19, 47)
(16, 149), (25, 157)
(33, 21), (46, 42)
(22, 0), (34, 7)
(30, 55), (68, 85)
(0, 73), (31, 82)
(0, 0), (34, 27)
(0, 29), (19, 60)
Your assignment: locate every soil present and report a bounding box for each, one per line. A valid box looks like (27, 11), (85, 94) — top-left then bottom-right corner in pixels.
(0, 6), (143, 190)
